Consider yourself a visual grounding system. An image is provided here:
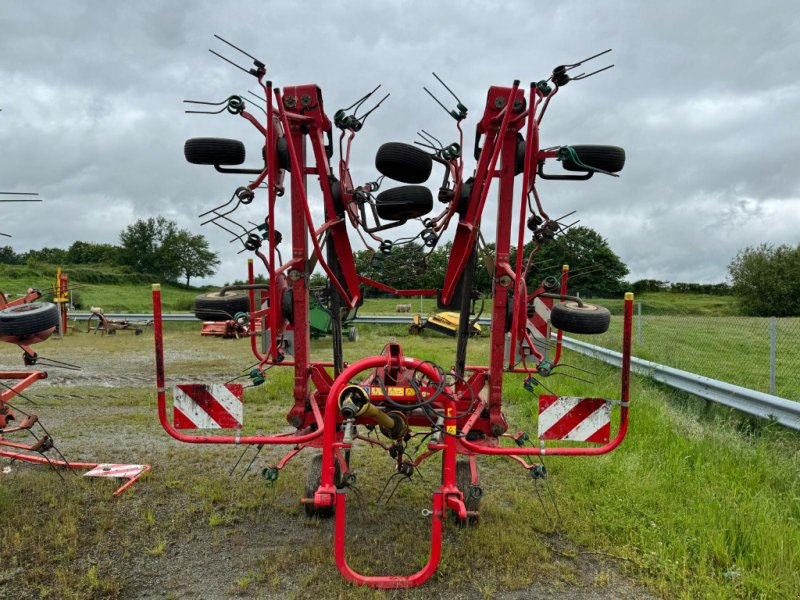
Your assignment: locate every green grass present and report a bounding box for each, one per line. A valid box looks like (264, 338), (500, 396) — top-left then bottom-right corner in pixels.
(571, 315), (800, 400)
(1, 327), (799, 598)
(0, 263), (210, 312)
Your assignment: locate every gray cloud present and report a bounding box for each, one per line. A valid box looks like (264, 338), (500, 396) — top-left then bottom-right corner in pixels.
(1, 0), (798, 286)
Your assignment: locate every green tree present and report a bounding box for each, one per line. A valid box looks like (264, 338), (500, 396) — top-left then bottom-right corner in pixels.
(0, 246), (22, 264)
(24, 246), (68, 264)
(66, 241), (121, 264)
(728, 243), (800, 316)
(119, 217), (219, 284)
(167, 230), (220, 286)
(119, 216), (179, 277)
(515, 226), (629, 295)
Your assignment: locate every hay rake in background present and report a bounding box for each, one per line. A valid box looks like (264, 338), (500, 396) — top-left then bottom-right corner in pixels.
(0, 118), (149, 496)
(153, 37), (632, 587)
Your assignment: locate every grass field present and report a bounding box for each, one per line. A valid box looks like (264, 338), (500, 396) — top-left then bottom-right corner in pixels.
(1, 325), (799, 599)
(572, 315), (800, 400)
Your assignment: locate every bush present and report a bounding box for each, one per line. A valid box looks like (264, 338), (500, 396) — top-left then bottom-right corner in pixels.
(728, 243), (800, 316)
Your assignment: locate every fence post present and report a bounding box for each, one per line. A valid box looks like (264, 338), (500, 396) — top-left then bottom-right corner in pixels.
(770, 316), (776, 395)
(637, 301), (642, 345)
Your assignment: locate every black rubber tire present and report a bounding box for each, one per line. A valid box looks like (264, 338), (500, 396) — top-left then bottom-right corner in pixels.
(304, 453), (349, 518)
(562, 145), (625, 173)
(0, 302), (59, 337)
(347, 326), (359, 342)
(375, 142), (432, 184)
(184, 138), (246, 166)
(281, 288), (294, 325)
(550, 301), (611, 334)
(454, 459), (480, 525)
(514, 133), (526, 175)
(276, 136), (291, 171)
(192, 290), (250, 321)
(375, 185), (433, 221)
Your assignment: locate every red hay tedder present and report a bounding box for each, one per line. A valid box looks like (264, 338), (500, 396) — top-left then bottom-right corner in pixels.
(154, 39), (631, 587)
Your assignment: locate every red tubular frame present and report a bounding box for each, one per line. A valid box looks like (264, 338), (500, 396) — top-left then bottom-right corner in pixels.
(152, 284), (324, 445)
(460, 295), (633, 456)
(315, 353), (463, 588)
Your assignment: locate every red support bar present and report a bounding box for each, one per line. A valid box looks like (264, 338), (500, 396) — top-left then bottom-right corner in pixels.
(460, 294), (634, 456)
(152, 285), (324, 446)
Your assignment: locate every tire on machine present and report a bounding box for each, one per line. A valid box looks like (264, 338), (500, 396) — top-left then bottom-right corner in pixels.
(192, 290), (250, 321)
(0, 302), (60, 337)
(549, 301), (611, 334)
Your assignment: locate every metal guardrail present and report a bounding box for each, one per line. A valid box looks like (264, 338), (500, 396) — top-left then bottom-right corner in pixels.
(560, 336), (800, 431)
(68, 312), (799, 429)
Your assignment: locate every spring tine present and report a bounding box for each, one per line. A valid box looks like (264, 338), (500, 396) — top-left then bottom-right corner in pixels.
(0, 192), (39, 196)
(213, 34), (264, 67)
(183, 98), (228, 106)
(240, 444), (264, 478)
(341, 84), (381, 113)
(357, 92), (390, 123)
(431, 72), (463, 104)
(420, 129), (444, 149)
(198, 190), (238, 218)
(423, 86), (453, 117)
(551, 362), (596, 375)
(209, 49), (252, 76)
(563, 48), (612, 71)
(248, 90), (267, 103)
(572, 64), (615, 80)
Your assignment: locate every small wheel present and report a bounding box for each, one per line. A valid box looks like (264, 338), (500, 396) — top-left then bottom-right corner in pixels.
(193, 290), (250, 322)
(562, 145), (625, 173)
(347, 326), (359, 342)
(184, 138), (246, 166)
(135, 329), (143, 336)
(550, 301), (611, 334)
(0, 302), (59, 337)
(375, 142), (432, 184)
(375, 185), (433, 221)
(303, 453), (349, 518)
(454, 459), (480, 525)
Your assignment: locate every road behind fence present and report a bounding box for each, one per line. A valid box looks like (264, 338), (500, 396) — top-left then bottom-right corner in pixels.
(570, 306), (799, 401)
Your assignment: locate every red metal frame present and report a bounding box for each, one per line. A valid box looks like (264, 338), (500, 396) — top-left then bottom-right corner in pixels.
(162, 50), (630, 587)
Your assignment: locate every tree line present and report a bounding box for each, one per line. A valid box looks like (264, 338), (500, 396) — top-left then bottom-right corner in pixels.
(0, 217), (220, 287)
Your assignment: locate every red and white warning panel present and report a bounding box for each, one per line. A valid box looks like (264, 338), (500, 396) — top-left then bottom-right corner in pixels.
(173, 384), (244, 429)
(537, 395), (611, 443)
(84, 463), (152, 497)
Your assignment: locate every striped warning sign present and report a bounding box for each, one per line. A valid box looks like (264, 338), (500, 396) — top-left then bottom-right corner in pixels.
(537, 395), (611, 443)
(84, 464), (148, 479)
(173, 384), (243, 429)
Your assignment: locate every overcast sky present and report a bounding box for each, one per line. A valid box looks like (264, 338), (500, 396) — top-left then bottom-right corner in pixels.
(1, 0), (798, 286)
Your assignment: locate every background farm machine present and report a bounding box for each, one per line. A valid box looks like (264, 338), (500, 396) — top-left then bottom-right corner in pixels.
(153, 38), (632, 588)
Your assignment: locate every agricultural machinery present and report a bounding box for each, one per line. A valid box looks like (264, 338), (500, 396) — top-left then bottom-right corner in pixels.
(154, 38), (632, 587)
(1, 148), (148, 496)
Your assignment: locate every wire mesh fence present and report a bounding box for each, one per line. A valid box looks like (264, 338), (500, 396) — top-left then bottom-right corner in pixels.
(570, 306), (800, 401)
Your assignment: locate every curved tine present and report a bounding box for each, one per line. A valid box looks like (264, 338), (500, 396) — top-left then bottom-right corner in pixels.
(562, 48), (612, 71)
(356, 92), (390, 124)
(423, 86), (452, 117)
(431, 72), (463, 104)
(551, 362), (596, 375)
(343, 84), (381, 113)
(213, 34), (262, 64)
(200, 199), (243, 225)
(209, 219), (247, 244)
(572, 64), (614, 80)
(248, 90), (267, 102)
(183, 98), (229, 106)
(208, 49), (252, 76)
(420, 129), (444, 149)
(199, 190), (238, 218)
(548, 371), (593, 384)
(214, 212), (251, 237)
